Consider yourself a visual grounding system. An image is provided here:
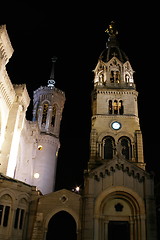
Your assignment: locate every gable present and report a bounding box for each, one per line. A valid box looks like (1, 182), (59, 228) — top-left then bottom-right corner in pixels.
(86, 157), (153, 198)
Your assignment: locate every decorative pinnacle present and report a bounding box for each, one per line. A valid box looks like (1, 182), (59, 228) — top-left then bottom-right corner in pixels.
(105, 21), (118, 37)
(48, 56), (57, 88)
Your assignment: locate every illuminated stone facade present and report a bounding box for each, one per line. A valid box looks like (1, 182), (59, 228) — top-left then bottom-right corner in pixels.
(81, 23), (157, 240)
(0, 25), (65, 196)
(0, 23), (157, 240)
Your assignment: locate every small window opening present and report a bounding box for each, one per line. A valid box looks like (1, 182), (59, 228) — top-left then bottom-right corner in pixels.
(42, 103), (49, 124)
(110, 71), (120, 83)
(113, 100), (118, 114)
(14, 208), (20, 229)
(51, 105), (56, 126)
(115, 203), (124, 212)
(109, 100), (112, 114)
(110, 71), (114, 83)
(3, 206), (10, 227)
(125, 74), (130, 83)
(115, 71), (120, 83)
(119, 100), (124, 115)
(19, 209), (24, 229)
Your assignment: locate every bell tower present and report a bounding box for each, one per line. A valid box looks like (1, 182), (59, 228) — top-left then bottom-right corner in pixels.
(82, 22), (157, 240)
(89, 21), (145, 170)
(32, 58), (65, 194)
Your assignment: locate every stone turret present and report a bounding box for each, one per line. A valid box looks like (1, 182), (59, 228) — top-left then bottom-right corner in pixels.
(32, 58), (65, 194)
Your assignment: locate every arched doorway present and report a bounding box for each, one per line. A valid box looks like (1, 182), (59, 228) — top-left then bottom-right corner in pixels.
(94, 188), (146, 240)
(46, 210), (77, 240)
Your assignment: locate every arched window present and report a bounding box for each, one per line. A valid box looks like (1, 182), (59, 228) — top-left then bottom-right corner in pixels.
(42, 102), (49, 124)
(0, 194), (12, 228)
(119, 100), (124, 115)
(103, 136), (115, 160)
(109, 100), (112, 114)
(110, 71), (114, 83)
(113, 100), (118, 114)
(125, 74), (130, 82)
(110, 70), (120, 83)
(51, 105), (56, 127)
(118, 137), (132, 160)
(99, 73), (104, 84)
(108, 100), (124, 115)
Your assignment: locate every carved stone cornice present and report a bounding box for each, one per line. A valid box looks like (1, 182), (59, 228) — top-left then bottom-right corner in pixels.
(0, 25), (14, 64)
(87, 157), (152, 183)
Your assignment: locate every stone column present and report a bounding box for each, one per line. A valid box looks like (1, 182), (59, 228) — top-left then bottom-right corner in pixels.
(104, 220), (109, 240)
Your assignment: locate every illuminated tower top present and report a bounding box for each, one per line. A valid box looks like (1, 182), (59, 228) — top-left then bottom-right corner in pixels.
(94, 21), (135, 90)
(32, 58), (65, 137)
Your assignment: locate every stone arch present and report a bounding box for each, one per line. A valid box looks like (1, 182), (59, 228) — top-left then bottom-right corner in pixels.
(95, 186), (145, 215)
(115, 131), (134, 143)
(0, 188), (16, 202)
(17, 193), (30, 208)
(44, 207), (81, 240)
(0, 189), (16, 231)
(44, 207), (81, 231)
(98, 131), (134, 144)
(94, 186), (146, 240)
(41, 99), (50, 106)
(98, 131), (116, 143)
(45, 210), (77, 240)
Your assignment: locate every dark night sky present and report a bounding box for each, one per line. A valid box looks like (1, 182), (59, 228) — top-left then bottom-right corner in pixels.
(1, 2), (159, 190)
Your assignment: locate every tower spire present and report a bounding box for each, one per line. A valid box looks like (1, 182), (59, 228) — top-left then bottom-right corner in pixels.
(48, 56), (57, 88)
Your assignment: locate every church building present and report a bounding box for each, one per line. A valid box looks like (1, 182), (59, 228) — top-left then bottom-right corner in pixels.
(0, 22), (157, 240)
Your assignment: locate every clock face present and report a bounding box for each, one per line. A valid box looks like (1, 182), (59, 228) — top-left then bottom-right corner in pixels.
(111, 121), (121, 130)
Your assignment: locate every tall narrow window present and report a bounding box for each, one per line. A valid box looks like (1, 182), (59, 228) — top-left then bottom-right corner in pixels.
(125, 74), (130, 82)
(109, 100), (112, 114)
(110, 71), (114, 83)
(51, 105), (56, 127)
(19, 209), (24, 229)
(113, 100), (118, 114)
(14, 208), (25, 230)
(115, 71), (120, 83)
(3, 206), (10, 227)
(14, 208), (20, 229)
(119, 137), (132, 160)
(103, 136), (115, 160)
(119, 100), (124, 115)
(42, 103), (49, 124)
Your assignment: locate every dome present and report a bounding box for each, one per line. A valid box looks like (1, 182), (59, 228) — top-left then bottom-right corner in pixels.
(99, 36), (129, 63)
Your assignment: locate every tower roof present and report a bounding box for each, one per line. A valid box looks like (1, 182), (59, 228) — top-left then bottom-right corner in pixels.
(99, 21), (129, 63)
